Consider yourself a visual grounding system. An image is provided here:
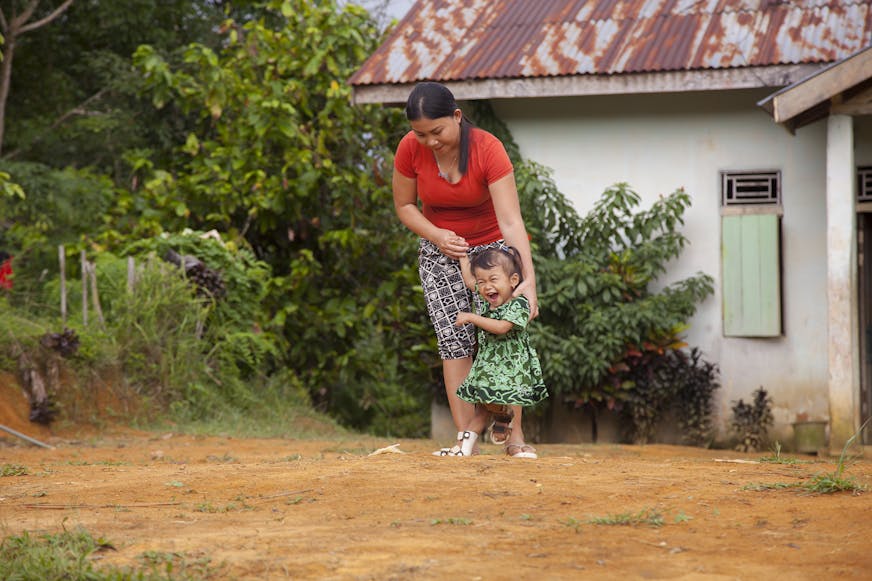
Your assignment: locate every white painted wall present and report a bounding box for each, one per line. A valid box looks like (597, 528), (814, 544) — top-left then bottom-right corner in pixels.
(492, 90), (839, 443)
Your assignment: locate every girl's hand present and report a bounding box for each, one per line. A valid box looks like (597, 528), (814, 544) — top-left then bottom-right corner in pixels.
(513, 278), (539, 320)
(455, 312), (473, 326)
(433, 229), (469, 259)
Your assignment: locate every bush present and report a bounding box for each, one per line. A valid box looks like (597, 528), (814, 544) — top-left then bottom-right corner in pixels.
(616, 346), (720, 445)
(731, 387), (774, 452)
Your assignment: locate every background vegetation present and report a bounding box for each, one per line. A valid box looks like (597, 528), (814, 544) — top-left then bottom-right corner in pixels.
(1, 0), (716, 443)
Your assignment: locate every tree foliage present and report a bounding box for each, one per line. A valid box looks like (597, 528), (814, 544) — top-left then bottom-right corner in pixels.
(124, 0), (436, 435)
(0, 0), (74, 154)
(533, 180), (714, 401)
(3, 0), (256, 174)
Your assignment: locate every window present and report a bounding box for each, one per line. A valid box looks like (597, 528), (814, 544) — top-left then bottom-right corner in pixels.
(722, 171), (781, 206)
(859, 166), (872, 202)
(720, 171), (783, 337)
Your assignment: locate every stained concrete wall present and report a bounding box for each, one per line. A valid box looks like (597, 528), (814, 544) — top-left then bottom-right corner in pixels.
(489, 89), (851, 446)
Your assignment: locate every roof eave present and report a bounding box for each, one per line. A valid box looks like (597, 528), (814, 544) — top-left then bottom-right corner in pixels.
(758, 45), (872, 130)
(351, 64), (824, 105)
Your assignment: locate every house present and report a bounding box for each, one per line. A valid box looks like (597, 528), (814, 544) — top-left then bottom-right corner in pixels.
(350, 0), (872, 451)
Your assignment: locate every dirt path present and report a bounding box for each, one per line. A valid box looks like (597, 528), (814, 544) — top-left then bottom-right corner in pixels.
(1, 423), (871, 580)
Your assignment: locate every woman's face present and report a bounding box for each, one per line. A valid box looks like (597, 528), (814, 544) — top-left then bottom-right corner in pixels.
(409, 109), (462, 153)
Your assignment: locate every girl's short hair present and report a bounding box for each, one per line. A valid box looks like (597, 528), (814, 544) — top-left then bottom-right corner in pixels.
(469, 247), (523, 283)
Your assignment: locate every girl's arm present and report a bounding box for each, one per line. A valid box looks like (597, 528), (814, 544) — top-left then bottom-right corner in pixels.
(458, 255), (475, 290)
(455, 311), (513, 335)
(488, 172), (539, 319)
(392, 172), (469, 259)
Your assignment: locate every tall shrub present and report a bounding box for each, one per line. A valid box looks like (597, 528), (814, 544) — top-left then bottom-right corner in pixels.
(516, 168), (715, 441)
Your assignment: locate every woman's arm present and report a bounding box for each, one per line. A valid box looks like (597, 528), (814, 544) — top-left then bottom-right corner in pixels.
(392, 172), (469, 259)
(488, 172), (539, 319)
(455, 311), (513, 335)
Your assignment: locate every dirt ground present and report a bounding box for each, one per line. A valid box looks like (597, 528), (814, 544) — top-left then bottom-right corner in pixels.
(1, 384), (871, 580)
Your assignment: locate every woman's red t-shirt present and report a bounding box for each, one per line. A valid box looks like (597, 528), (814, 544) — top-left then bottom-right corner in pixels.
(393, 127), (513, 246)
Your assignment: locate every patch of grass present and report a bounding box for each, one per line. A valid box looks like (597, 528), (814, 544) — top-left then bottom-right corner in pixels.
(205, 453), (237, 464)
(0, 528), (114, 580)
(1, 463), (27, 477)
(138, 549), (216, 579)
(65, 459), (131, 467)
(743, 482), (800, 492)
(805, 421), (869, 494)
(157, 403), (347, 440)
(673, 511), (693, 524)
(759, 442), (802, 465)
(803, 472), (866, 494)
(194, 500), (253, 513)
(588, 508), (664, 528)
(0, 526), (216, 580)
(430, 517), (472, 526)
(745, 420), (869, 495)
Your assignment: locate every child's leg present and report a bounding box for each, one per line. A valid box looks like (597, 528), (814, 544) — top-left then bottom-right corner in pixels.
(466, 406), (490, 434)
(507, 405), (524, 444)
(458, 407), (490, 456)
(505, 406), (537, 459)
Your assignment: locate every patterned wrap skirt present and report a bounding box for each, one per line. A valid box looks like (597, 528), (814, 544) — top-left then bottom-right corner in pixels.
(418, 238), (507, 360)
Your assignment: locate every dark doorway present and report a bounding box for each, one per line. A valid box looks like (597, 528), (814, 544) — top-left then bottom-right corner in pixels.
(858, 213), (872, 444)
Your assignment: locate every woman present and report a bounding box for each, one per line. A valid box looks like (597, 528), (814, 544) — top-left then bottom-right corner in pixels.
(392, 81), (539, 457)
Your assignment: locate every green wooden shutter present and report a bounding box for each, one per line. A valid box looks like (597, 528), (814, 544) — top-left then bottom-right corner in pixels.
(722, 214), (781, 336)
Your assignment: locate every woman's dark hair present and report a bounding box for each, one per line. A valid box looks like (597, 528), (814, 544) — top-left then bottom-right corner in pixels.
(469, 246), (523, 283)
(404, 81), (474, 175)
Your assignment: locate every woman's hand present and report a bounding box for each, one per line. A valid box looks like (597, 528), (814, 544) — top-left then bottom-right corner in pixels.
(433, 229), (469, 259)
(513, 278), (539, 320)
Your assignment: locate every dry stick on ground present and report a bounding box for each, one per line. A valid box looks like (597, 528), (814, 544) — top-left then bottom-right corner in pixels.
(251, 489), (315, 504)
(23, 501), (181, 510)
(0, 423), (53, 449)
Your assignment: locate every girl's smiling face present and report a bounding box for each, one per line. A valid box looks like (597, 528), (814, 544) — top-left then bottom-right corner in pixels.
(474, 264), (519, 308)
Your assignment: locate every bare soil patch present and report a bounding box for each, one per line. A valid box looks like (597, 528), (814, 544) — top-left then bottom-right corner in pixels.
(1, 387), (870, 579)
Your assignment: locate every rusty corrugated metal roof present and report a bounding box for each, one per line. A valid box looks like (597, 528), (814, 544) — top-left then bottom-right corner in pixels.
(350, 0), (872, 86)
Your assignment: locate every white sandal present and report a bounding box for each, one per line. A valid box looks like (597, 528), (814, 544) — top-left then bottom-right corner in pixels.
(432, 432), (465, 456)
(459, 430), (478, 456)
(432, 431), (478, 456)
(506, 442), (538, 459)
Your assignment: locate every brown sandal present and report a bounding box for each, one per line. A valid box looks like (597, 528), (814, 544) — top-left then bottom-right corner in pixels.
(483, 404), (514, 445)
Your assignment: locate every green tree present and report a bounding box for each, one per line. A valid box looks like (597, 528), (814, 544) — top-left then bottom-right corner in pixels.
(2, 0), (260, 175)
(0, 0), (74, 154)
(125, 0), (436, 435)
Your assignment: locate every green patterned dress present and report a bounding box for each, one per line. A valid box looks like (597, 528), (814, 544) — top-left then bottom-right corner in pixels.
(456, 295), (547, 406)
